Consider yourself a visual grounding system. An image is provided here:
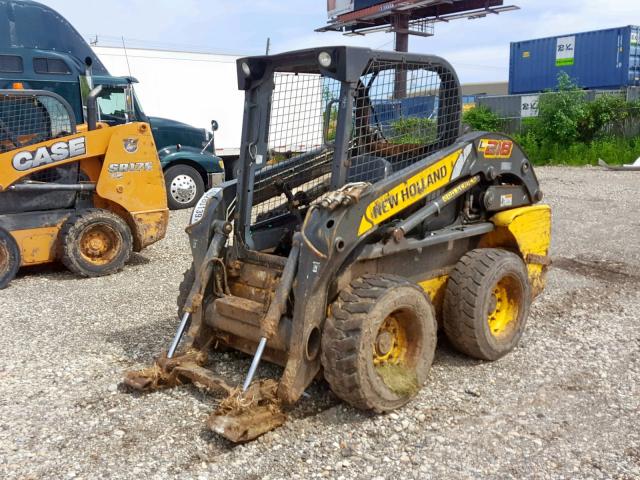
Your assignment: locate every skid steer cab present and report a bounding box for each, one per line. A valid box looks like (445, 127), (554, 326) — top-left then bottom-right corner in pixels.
(0, 87), (168, 288)
(126, 47), (551, 442)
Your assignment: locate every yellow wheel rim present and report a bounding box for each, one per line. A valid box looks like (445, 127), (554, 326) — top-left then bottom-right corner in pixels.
(79, 224), (121, 266)
(373, 315), (407, 366)
(487, 276), (520, 337)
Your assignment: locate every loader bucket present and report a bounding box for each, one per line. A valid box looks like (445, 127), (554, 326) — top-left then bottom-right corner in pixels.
(207, 379), (286, 442)
(124, 352), (286, 442)
(123, 349), (231, 394)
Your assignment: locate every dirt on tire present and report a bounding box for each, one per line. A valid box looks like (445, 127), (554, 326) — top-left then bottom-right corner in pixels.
(321, 274), (437, 413)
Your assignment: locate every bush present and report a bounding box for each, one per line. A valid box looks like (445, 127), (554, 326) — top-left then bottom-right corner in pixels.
(509, 72), (640, 166)
(389, 117), (437, 144)
(535, 72), (587, 144)
(513, 134), (640, 166)
(462, 105), (503, 132)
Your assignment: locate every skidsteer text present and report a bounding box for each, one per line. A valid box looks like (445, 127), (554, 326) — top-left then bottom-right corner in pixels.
(108, 162), (153, 174)
(12, 137), (86, 171)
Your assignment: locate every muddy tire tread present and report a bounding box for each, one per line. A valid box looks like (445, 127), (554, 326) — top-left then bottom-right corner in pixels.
(443, 248), (529, 360)
(322, 274), (428, 411)
(57, 208), (132, 277)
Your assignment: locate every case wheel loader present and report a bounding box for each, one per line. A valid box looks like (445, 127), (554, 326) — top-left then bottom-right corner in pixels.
(125, 47), (552, 442)
(0, 87), (168, 288)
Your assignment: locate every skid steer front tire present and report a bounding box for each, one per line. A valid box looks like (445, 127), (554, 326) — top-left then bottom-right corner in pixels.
(321, 274), (437, 413)
(57, 209), (133, 278)
(443, 248), (531, 361)
(0, 228), (20, 289)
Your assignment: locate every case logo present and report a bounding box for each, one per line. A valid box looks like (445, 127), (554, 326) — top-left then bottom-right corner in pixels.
(123, 138), (139, 153)
(12, 137), (86, 171)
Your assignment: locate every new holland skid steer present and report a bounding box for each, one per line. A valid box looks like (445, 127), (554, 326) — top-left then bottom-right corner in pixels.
(0, 87), (168, 288)
(125, 47), (551, 442)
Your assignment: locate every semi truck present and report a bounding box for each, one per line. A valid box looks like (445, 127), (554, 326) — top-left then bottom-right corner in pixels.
(0, 0), (226, 209)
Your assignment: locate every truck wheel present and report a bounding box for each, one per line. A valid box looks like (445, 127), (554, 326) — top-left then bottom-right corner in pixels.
(0, 228), (20, 289)
(321, 274), (437, 412)
(443, 248), (531, 361)
(165, 165), (204, 210)
(57, 209), (133, 277)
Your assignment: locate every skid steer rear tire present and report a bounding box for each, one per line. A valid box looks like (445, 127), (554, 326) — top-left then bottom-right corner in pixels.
(0, 228), (20, 289)
(57, 209), (133, 277)
(321, 274), (437, 413)
(443, 248), (531, 361)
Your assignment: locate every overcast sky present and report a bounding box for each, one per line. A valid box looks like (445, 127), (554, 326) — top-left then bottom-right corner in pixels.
(41, 0), (639, 83)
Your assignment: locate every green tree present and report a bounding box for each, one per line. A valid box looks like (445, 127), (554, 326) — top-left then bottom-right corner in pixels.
(535, 72), (586, 144)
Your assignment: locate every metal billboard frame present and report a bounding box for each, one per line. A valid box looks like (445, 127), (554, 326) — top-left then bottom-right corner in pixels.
(317, 1), (520, 51)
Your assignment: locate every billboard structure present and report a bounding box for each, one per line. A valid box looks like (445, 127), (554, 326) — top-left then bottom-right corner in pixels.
(318, 1), (519, 52)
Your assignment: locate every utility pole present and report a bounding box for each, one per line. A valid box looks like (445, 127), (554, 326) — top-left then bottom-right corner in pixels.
(392, 14), (409, 99)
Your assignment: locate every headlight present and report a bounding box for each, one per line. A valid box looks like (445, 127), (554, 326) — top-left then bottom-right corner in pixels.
(318, 51), (332, 68)
(241, 62), (251, 76)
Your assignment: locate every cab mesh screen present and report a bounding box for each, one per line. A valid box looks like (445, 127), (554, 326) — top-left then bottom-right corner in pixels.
(350, 59), (460, 176)
(249, 58), (459, 225)
(251, 73), (341, 225)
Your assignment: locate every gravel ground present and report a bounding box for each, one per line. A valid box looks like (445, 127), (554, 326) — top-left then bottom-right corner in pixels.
(1, 166), (639, 480)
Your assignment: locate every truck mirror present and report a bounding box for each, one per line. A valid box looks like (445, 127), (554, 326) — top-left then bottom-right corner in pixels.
(211, 120), (219, 132)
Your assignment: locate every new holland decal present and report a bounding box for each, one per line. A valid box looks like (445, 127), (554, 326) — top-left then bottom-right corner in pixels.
(358, 150), (461, 236)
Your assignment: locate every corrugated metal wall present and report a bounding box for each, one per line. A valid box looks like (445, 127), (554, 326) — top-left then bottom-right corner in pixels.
(477, 88), (637, 134)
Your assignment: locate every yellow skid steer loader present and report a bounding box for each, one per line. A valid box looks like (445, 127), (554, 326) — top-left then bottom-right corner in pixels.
(0, 87), (168, 288)
(125, 47), (551, 442)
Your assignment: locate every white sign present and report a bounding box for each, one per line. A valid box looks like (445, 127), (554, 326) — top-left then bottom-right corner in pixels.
(556, 36), (575, 66)
(327, 0), (354, 18)
(521, 95), (539, 118)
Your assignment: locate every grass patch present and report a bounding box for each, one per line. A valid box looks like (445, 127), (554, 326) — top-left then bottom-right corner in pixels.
(376, 364), (419, 396)
(514, 135), (640, 166)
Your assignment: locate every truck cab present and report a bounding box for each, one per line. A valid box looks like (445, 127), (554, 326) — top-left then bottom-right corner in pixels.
(0, 0), (225, 209)
(91, 76), (225, 209)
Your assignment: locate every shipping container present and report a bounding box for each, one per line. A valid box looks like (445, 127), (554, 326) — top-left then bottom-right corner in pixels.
(509, 25), (640, 94)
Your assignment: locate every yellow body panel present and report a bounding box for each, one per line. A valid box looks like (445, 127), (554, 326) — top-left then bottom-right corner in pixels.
(416, 205), (551, 317)
(131, 210), (170, 250)
(95, 123), (168, 215)
(358, 150), (461, 236)
(418, 275), (449, 312)
(480, 204), (552, 297)
(10, 226), (61, 265)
